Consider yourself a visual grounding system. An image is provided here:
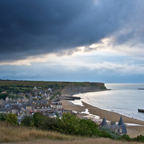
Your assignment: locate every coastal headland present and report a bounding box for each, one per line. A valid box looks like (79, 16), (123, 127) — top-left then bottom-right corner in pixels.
(60, 100), (144, 138)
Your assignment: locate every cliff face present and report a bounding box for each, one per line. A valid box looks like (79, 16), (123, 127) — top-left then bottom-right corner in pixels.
(61, 82), (106, 95)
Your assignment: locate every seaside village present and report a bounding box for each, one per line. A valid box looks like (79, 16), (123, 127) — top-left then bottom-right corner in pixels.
(0, 86), (72, 123)
(0, 86), (127, 134)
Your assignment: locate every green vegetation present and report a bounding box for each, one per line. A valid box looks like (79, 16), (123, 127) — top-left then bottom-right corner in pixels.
(0, 113), (17, 125)
(21, 112), (144, 142)
(0, 113), (8, 121)
(0, 80), (106, 90)
(6, 113), (17, 124)
(21, 112), (114, 138)
(21, 116), (33, 127)
(1, 112), (144, 143)
(0, 93), (8, 100)
(99, 126), (120, 139)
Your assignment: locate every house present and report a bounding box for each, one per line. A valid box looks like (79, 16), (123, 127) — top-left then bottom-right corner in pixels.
(5, 96), (9, 101)
(100, 117), (127, 134)
(51, 102), (62, 109)
(0, 99), (4, 104)
(17, 97), (22, 103)
(48, 88), (53, 93)
(11, 104), (18, 114)
(31, 95), (38, 99)
(33, 86), (37, 90)
(17, 93), (25, 97)
(0, 108), (11, 113)
(41, 91), (47, 97)
(23, 104), (33, 111)
(33, 104), (51, 112)
(21, 96), (29, 103)
(1, 91), (7, 94)
(17, 116), (25, 124)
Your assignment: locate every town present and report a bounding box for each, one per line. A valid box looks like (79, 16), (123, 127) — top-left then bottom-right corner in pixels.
(0, 85), (72, 124)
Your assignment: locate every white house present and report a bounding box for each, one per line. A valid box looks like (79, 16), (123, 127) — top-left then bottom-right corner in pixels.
(51, 102), (62, 109)
(33, 86), (37, 90)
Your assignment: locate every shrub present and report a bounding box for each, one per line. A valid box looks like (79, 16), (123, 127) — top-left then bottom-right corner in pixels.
(0, 113), (8, 121)
(6, 113), (17, 124)
(33, 112), (45, 127)
(118, 134), (131, 141)
(136, 135), (144, 142)
(56, 113), (80, 134)
(39, 117), (58, 130)
(99, 126), (120, 139)
(21, 116), (33, 127)
(77, 119), (99, 136)
(56, 113), (111, 137)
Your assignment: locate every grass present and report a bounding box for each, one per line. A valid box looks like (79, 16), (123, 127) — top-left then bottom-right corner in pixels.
(0, 121), (144, 144)
(0, 121), (77, 143)
(0, 80), (104, 89)
(14, 139), (144, 144)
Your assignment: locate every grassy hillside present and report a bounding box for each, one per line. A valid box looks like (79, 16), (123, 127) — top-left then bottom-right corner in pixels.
(0, 80), (106, 90)
(0, 121), (143, 144)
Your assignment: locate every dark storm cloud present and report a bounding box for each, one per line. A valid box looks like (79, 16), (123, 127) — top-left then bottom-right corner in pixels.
(0, 0), (137, 61)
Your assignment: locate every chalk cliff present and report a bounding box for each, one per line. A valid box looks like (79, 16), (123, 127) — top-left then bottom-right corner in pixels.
(61, 82), (106, 95)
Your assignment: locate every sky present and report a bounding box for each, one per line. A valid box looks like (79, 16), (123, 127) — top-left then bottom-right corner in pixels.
(0, 0), (144, 83)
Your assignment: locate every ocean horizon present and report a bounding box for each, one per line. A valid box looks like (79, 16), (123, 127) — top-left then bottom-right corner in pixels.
(73, 83), (144, 121)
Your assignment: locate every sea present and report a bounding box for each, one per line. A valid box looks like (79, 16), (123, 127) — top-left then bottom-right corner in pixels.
(72, 83), (144, 121)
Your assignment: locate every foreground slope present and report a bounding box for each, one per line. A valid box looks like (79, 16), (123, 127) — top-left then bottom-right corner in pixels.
(0, 122), (144, 144)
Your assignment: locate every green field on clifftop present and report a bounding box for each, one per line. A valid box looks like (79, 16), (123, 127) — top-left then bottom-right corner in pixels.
(0, 80), (106, 90)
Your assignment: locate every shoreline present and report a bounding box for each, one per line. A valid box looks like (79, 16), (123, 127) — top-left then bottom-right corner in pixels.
(60, 100), (144, 138)
(79, 100), (144, 122)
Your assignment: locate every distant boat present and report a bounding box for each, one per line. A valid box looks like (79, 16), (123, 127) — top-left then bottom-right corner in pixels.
(138, 88), (144, 90)
(138, 109), (144, 113)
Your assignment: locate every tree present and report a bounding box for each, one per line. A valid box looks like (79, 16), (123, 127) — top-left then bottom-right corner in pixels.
(0, 88), (3, 93)
(0, 93), (8, 100)
(21, 116), (33, 127)
(6, 113), (17, 124)
(0, 113), (8, 121)
(33, 112), (45, 127)
(56, 113), (100, 136)
(56, 113), (80, 134)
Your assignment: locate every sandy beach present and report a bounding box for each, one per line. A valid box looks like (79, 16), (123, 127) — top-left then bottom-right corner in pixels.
(60, 100), (144, 138)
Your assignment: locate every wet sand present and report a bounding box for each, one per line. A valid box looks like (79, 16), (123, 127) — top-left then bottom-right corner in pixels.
(60, 100), (144, 138)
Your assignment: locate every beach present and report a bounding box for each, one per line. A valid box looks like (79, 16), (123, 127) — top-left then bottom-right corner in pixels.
(60, 100), (144, 138)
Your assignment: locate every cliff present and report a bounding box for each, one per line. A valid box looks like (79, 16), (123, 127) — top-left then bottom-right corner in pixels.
(61, 82), (107, 95)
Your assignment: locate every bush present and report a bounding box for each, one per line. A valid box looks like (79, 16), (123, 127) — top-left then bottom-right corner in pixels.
(56, 113), (111, 137)
(77, 119), (99, 136)
(6, 113), (17, 124)
(21, 116), (33, 127)
(99, 126), (120, 139)
(33, 112), (45, 127)
(0, 113), (8, 121)
(56, 113), (79, 134)
(0, 93), (8, 100)
(39, 117), (58, 130)
(118, 134), (131, 141)
(136, 135), (144, 142)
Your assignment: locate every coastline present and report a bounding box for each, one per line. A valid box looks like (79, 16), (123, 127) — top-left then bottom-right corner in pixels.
(60, 100), (144, 138)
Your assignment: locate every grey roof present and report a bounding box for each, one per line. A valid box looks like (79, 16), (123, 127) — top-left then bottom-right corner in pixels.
(0, 108), (10, 111)
(100, 117), (127, 134)
(17, 116), (26, 123)
(118, 117), (125, 125)
(101, 117), (108, 126)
